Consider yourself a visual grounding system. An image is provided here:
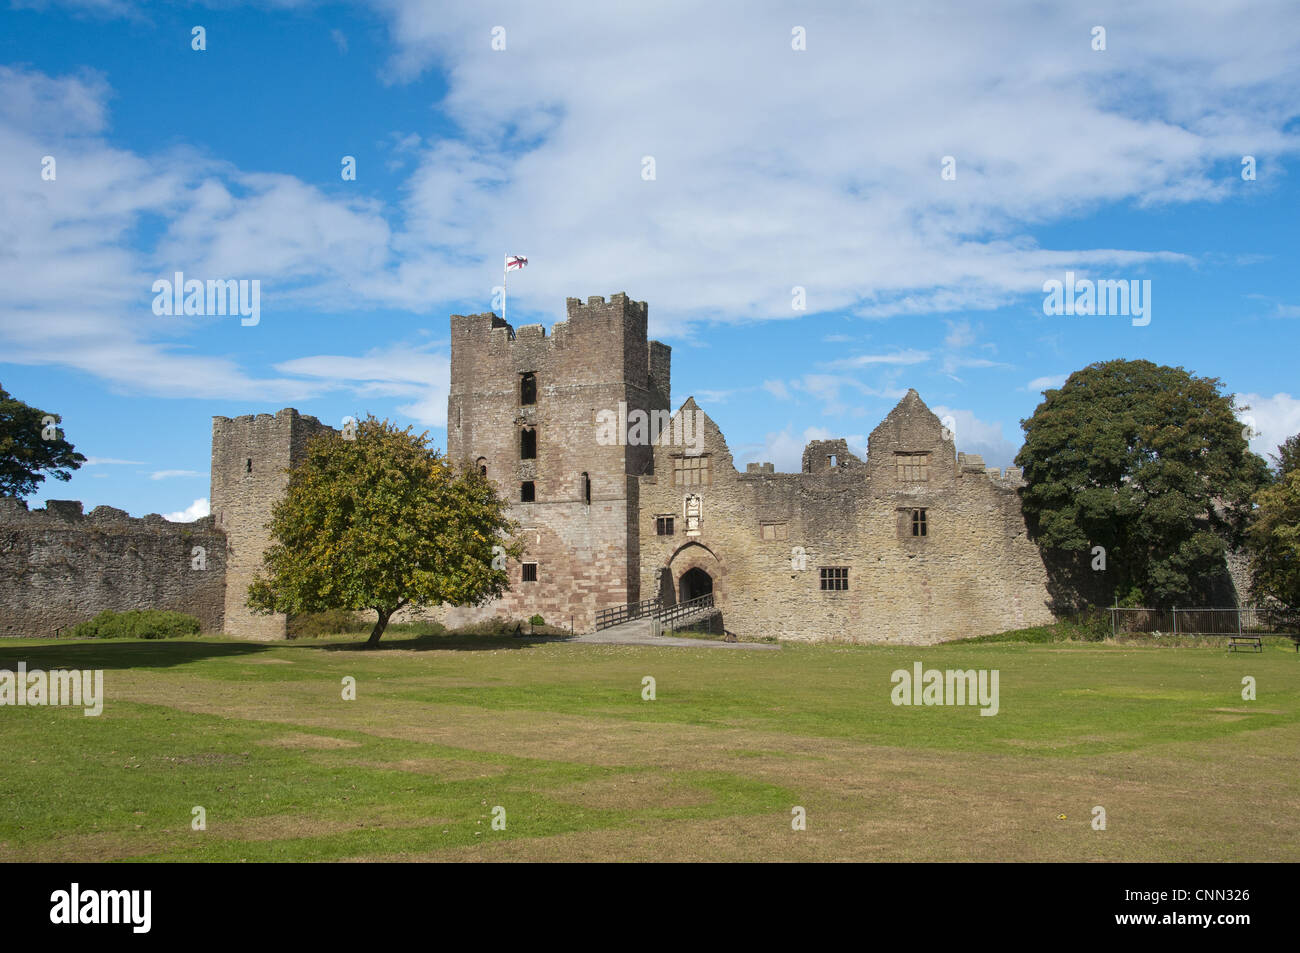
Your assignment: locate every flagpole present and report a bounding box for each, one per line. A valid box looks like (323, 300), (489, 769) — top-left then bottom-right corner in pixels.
(503, 254), (507, 322)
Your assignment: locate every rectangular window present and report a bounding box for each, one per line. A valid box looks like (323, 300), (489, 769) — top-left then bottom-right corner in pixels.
(760, 521), (788, 541)
(656, 515), (675, 536)
(521, 428), (537, 460)
(522, 563), (538, 582)
(895, 452), (930, 481)
(520, 481), (535, 502)
(520, 372), (536, 405)
(819, 567), (849, 591)
(911, 508), (927, 537)
(673, 455), (711, 486)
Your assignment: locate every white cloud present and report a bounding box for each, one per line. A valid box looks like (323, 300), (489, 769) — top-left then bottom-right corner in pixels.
(163, 497), (209, 522)
(1024, 374), (1067, 392)
(762, 379), (790, 400)
(944, 320), (976, 349)
(1237, 392), (1300, 461)
(149, 469), (202, 480)
(822, 350), (930, 371)
(932, 405), (1021, 468)
(4, 3), (1300, 410)
(274, 342), (451, 427)
(83, 456), (144, 466)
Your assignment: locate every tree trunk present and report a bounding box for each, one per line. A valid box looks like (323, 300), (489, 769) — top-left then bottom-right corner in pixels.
(366, 608), (392, 647)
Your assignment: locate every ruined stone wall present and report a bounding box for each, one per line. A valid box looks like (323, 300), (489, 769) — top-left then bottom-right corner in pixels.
(210, 408), (335, 640)
(438, 293), (670, 631)
(637, 392), (1057, 645)
(0, 498), (226, 637)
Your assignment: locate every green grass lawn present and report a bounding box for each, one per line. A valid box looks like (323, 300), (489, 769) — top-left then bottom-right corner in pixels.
(1, 630), (1297, 861)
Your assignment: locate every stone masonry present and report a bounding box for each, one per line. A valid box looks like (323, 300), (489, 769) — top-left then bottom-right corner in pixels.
(0, 291), (1079, 642)
(210, 408), (336, 640)
(637, 393), (1056, 644)
(0, 498), (226, 637)
(435, 293), (671, 632)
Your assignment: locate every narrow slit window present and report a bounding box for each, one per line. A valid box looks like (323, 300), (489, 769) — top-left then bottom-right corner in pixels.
(520, 372), (536, 405)
(245, 458), (252, 473)
(582, 472), (591, 505)
(520, 427), (537, 460)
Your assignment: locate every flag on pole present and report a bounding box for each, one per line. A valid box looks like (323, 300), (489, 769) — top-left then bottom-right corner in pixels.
(503, 255), (527, 321)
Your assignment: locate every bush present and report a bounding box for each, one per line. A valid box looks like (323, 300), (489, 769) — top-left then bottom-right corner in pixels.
(529, 614), (545, 626)
(69, 609), (201, 640)
(287, 609), (365, 639)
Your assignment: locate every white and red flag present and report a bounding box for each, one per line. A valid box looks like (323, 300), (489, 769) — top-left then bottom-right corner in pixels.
(503, 255), (528, 320)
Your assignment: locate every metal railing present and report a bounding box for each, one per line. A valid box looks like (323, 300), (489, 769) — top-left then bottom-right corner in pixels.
(1110, 606), (1300, 638)
(595, 597), (661, 631)
(653, 592), (716, 630)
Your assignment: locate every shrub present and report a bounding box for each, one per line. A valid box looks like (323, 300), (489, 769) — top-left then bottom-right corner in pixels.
(69, 609), (201, 640)
(287, 609), (365, 639)
(529, 614), (545, 626)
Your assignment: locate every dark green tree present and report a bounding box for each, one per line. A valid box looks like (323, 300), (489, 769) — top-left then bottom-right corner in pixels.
(1249, 435), (1300, 609)
(1015, 359), (1269, 606)
(1269, 433), (1300, 477)
(0, 384), (87, 497)
(247, 415), (521, 646)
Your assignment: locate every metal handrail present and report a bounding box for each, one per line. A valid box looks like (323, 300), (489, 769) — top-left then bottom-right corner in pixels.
(595, 597), (661, 630)
(654, 592), (716, 628)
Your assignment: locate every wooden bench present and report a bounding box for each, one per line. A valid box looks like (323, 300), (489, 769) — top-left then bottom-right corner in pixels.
(1228, 635), (1262, 653)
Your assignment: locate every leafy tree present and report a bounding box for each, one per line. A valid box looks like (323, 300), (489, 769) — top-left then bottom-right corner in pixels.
(247, 415), (521, 646)
(1249, 435), (1300, 609)
(1015, 359), (1269, 606)
(0, 384), (87, 497)
(1269, 433), (1300, 477)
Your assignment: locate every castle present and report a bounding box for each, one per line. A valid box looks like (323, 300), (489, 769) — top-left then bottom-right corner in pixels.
(0, 292), (1062, 643)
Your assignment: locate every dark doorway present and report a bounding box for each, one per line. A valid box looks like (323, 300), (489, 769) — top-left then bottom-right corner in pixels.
(679, 567), (713, 602)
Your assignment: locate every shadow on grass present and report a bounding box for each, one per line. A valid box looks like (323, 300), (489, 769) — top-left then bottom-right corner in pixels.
(309, 631), (574, 653)
(0, 638), (275, 671)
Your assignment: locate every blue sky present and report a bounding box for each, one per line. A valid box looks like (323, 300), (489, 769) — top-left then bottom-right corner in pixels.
(2, 0), (1298, 520)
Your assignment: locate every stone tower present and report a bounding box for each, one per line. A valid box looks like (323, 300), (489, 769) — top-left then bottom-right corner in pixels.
(446, 293), (671, 630)
(210, 408), (335, 639)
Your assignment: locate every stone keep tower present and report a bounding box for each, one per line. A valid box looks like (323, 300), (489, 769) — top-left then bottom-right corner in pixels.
(447, 293), (671, 631)
(210, 408), (336, 640)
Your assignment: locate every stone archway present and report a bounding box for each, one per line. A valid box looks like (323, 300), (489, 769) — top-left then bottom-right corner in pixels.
(662, 541), (725, 609)
(679, 566), (713, 602)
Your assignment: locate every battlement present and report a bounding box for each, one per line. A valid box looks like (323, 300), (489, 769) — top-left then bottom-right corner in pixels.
(211, 407), (327, 429)
(0, 497), (216, 530)
(0, 497), (226, 637)
(564, 292), (649, 322)
(954, 454), (1026, 485)
(449, 294), (669, 403)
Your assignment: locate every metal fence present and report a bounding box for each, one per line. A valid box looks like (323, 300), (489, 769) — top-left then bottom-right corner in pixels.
(1110, 606), (1300, 637)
